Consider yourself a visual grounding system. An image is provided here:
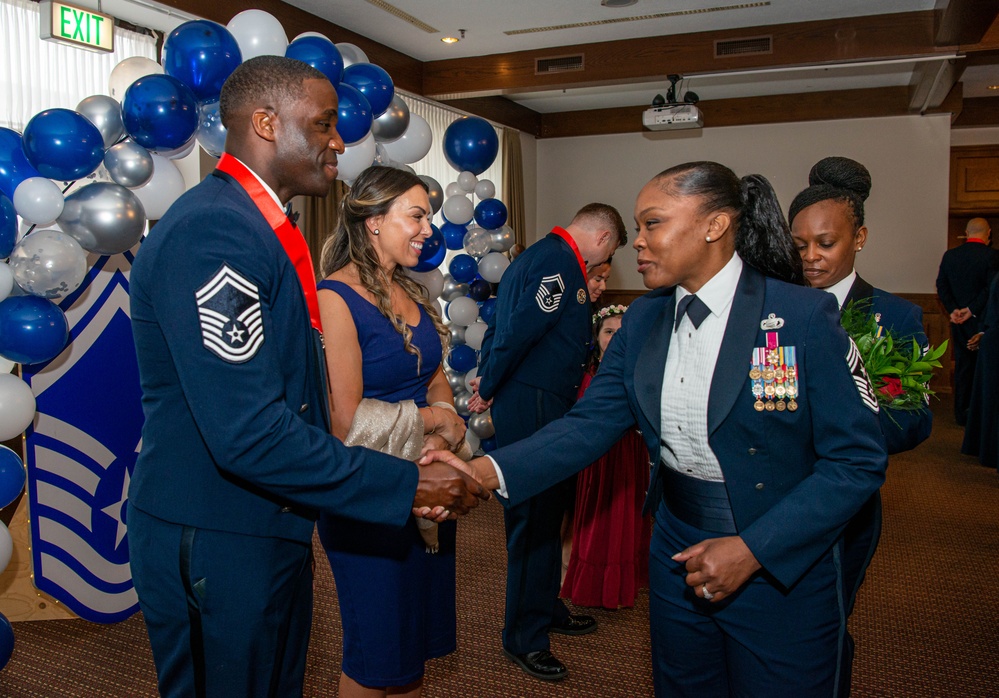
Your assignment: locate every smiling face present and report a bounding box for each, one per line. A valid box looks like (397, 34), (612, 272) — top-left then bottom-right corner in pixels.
(368, 184), (433, 271)
(791, 198), (866, 289)
(587, 262), (612, 302)
(596, 315), (622, 358)
(633, 178), (729, 292)
(271, 78), (345, 200)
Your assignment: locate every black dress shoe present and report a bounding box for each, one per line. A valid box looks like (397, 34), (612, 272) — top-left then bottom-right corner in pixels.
(503, 648), (568, 681)
(550, 613), (597, 636)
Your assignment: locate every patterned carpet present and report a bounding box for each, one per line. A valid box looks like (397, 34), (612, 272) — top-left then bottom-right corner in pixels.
(0, 396), (996, 697)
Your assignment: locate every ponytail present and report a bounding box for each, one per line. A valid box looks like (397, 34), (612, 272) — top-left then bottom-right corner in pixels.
(736, 175), (804, 286)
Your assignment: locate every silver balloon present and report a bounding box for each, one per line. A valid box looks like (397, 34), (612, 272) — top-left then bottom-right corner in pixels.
(77, 95), (125, 149)
(336, 43), (369, 68)
(419, 175), (443, 215)
(58, 182), (146, 255)
(373, 142), (391, 167)
(453, 391), (472, 417)
(196, 100), (227, 159)
(9, 229), (88, 299)
(371, 95), (410, 144)
(445, 369), (466, 394)
(104, 140), (154, 188)
(449, 324), (466, 346)
(442, 273), (469, 302)
(468, 411), (495, 439)
(489, 225), (515, 252)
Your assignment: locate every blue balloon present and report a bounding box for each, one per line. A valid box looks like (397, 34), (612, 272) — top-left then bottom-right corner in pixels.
(0, 128), (42, 199)
(480, 436), (498, 452)
(448, 344), (477, 373)
(163, 20), (242, 102)
(0, 295), (70, 365)
(123, 74), (199, 150)
(468, 277), (491, 302)
(334, 83), (373, 146)
(449, 254), (478, 284)
(0, 613), (12, 671)
(286, 36), (344, 86)
(479, 297), (497, 324)
(474, 198), (508, 230)
(342, 63), (395, 118)
(410, 224), (445, 272)
(443, 116), (499, 175)
(0, 446), (25, 509)
(0, 193), (16, 258)
(441, 221), (468, 250)
(22, 109), (104, 181)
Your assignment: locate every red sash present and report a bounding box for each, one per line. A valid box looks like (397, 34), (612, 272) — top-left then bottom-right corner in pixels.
(215, 154), (323, 333)
(551, 226), (588, 281)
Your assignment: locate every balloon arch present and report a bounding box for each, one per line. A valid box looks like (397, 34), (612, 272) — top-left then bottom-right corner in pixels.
(0, 8), (514, 662)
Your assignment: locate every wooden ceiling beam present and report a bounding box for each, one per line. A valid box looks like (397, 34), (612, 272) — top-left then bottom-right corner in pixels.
(423, 11), (945, 99)
(952, 96), (999, 127)
(936, 0), (999, 46)
(437, 97), (544, 136)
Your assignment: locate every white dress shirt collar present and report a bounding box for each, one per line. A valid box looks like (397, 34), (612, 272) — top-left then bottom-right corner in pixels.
(675, 253), (744, 322)
(230, 156), (285, 209)
(824, 270), (857, 310)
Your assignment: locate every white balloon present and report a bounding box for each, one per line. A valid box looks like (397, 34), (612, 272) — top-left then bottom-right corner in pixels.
(108, 56), (163, 101)
(13, 177), (64, 224)
(457, 171), (477, 193)
(464, 323), (487, 351)
(445, 182), (463, 198)
(478, 251), (510, 283)
(443, 195), (474, 226)
(380, 114), (432, 165)
(336, 132), (376, 183)
(0, 374), (36, 440)
(463, 366), (478, 393)
(0, 355), (13, 375)
(407, 268), (444, 300)
(153, 135), (198, 161)
(0, 263), (14, 301)
(133, 155), (185, 221)
(474, 179), (496, 200)
(336, 42), (369, 68)
(227, 9), (288, 61)
(446, 296), (479, 327)
(0, 522), (11, 574)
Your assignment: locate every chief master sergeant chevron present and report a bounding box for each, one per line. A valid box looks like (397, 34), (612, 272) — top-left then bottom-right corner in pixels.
(469, 203), (627, 681)
(127, 56), (487, 698)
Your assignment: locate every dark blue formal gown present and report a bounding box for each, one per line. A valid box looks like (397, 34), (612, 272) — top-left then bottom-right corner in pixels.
(316, 280), (456, 687)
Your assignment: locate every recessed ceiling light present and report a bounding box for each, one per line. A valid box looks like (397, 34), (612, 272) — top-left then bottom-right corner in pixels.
(988, 84), (999, 91)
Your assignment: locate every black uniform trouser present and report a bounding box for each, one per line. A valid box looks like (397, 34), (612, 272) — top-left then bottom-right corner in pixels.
(493, 382), (576, 655)
(951, 323), (978, 425)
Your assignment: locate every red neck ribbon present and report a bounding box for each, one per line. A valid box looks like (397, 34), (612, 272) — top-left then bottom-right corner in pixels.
(551, 226), (588, 282)
(215, 154), (323, 333)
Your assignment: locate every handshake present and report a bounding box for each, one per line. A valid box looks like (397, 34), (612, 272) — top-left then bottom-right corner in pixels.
(411, 450), (502, 520)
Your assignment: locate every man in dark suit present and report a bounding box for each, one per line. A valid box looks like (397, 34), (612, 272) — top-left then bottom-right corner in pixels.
(467, 204), (626, 681)
(937, 218), (998, 425)
(128, 56), (485, 697)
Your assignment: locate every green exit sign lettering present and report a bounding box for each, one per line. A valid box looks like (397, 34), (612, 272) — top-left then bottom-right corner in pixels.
(39, 1), (115, 53)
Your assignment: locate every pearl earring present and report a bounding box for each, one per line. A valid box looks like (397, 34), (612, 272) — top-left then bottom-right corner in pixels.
(705, 236), (712, 242)
(373, 229), (380, 236)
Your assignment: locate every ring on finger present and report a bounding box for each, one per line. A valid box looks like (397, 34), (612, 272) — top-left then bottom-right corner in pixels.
(702, 584), (715, 601)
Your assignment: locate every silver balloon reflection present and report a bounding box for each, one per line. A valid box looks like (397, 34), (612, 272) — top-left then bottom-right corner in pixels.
(441, 273), (469, 302)
(449, 324), (466, 346)
(9, 229), (88, 299)
(445, 369), (466, 394)
(371, 95), (410, 143)
(104, 140), (154, 188)
(489, 225), (515, 252)
(76, 95), (125, 149)
(197, 100), (227, 159)
(453, 391), (472, 417)
(58, 182), (146, 255)
(419, 175), (443, 215)
(468, 411), (495, 438)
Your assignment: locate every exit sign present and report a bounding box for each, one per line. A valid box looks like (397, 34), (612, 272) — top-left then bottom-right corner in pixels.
(39, 1), (115, 53)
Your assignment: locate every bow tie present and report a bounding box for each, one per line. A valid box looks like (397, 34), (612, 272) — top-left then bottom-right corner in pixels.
(284, 202), (300, 226)
(675, 293), (710, 331)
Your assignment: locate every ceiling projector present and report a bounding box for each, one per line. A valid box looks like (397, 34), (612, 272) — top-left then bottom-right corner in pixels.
(643, 104), (703, 131)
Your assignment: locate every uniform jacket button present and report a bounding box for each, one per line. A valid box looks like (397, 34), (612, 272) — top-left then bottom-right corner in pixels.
(755, 483), (764, 490)
(280, 506), (293, 513)
(299, 404), (309, 414)
(748, 447), (757, 455)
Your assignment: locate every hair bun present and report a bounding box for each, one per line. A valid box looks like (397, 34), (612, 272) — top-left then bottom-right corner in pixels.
(807, 157), (871, 201)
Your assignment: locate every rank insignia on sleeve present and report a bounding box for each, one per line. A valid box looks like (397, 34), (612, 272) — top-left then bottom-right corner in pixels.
(536, 273), (565, 313)
(196, 264), (264, 363)
(845, 337), (879, 413)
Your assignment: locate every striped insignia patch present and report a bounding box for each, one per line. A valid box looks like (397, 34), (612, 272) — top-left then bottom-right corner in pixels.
(536, 273), (565, 313)
(845, 337), (879, 413)
(196, 265), (264, 363)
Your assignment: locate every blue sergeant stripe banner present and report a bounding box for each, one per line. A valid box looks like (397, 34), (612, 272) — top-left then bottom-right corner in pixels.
(22, 250), (143, 624)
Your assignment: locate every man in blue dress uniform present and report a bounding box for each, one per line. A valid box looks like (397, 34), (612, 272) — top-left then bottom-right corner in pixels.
(469, 204), (627, 681)
(128, 57), (486, 698)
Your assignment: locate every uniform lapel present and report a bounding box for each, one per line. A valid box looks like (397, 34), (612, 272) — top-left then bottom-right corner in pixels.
(708, 266), (766, 435)
(635, 291), (675, 438)
(844, 275), (875, 307)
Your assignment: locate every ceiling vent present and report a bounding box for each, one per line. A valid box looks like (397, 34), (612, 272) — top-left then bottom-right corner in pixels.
(714, 35), (772, 58)
(536, 54), (585, 75)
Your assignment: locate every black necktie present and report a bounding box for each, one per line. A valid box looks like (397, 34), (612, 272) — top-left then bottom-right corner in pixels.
(674, 294), (710, 331)
(284, 202), (300, 226)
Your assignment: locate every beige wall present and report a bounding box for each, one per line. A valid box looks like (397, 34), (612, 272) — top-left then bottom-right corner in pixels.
(534, 114), (952, 294)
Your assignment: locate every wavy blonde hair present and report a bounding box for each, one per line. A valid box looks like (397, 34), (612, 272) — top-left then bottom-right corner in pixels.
(319, 166), (449, 368)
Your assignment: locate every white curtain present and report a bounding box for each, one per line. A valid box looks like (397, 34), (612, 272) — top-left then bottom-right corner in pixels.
(400, 90), (505, 206)
(0, 0), (157, 131)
